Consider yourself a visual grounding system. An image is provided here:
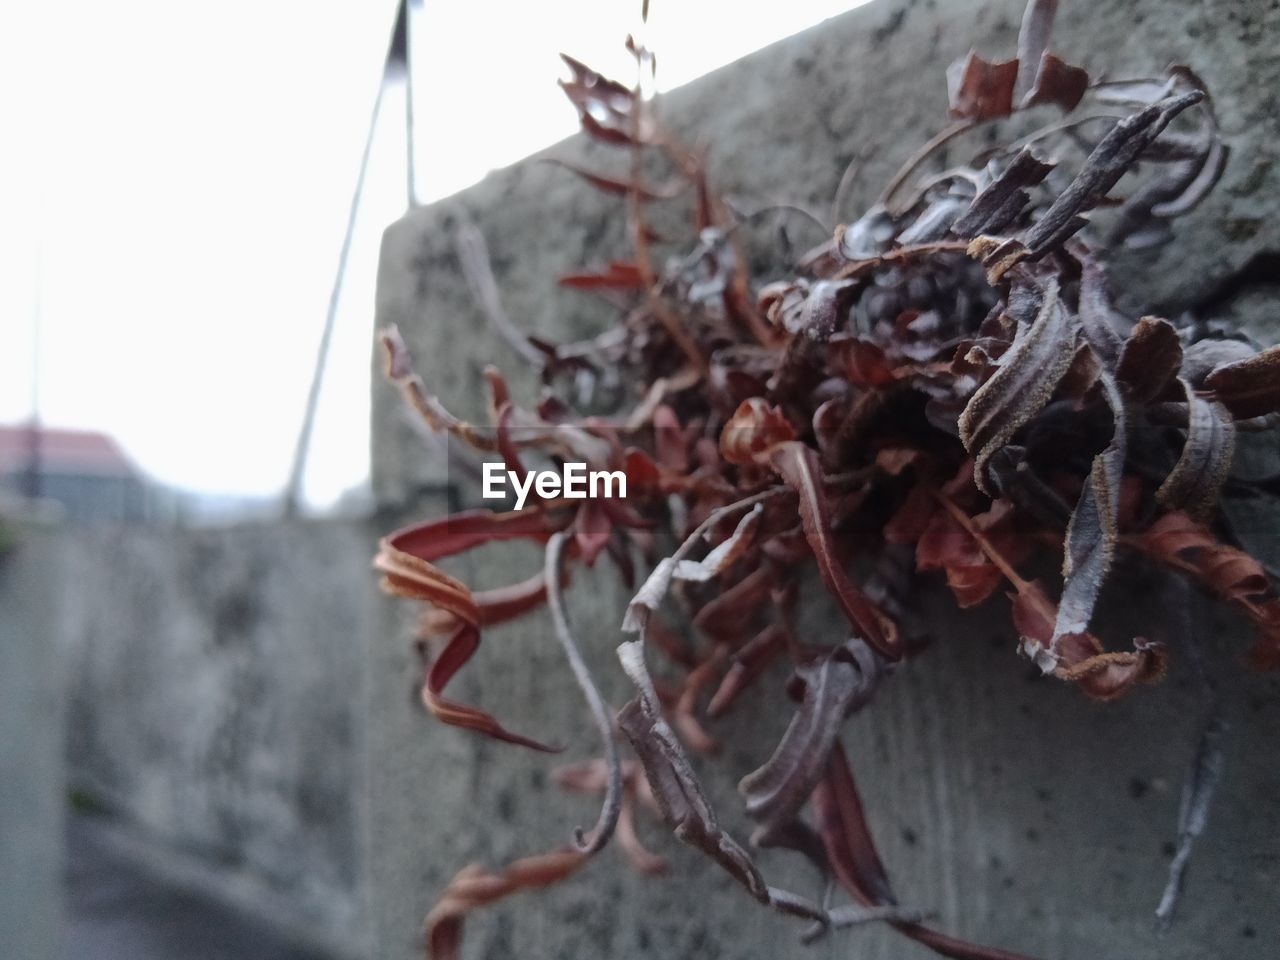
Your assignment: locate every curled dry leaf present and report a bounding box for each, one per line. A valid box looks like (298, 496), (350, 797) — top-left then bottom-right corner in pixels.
(1023, 92), (1204, 256)
(619, 682), (833, 927)
(1128, 512), (1280, 669)
(559, 53), (639, 145)
(763, 278), (857, 340)
(1204, 345), (1280, 420)
(720, 398), (798, 465)
(952, 149), (1054, 238)
(936, 490), (1164, 696)
(707, 623), (788, 717)
(1075, 250), (1127, 366)
(947, 52), (1019, 121)
(617, 696), (770, 904)
(554, 758), (668, 875)
(425, 849), (589, 960)
(380, 325), (499, 452)
(1021, 53), (1089, 111)
(918, 498), (1030, 609)
(1115, 315), (1183, 402)
(623, 496), (773, 634)
(559, 261), (647, 291)
(1053, 370), (1125, 645)
(417, 626), (560, 751)
(770, 442), (901, 658)
(958, 280), (1077, 495)
(1181, 338), (1257, 385)
(376, 509), (562, 751)
(1155, 379), (1236, 521)
(740, 639), (883, 844)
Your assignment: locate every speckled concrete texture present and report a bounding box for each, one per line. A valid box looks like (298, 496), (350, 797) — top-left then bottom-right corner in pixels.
(60, 519), (374, 954)
(1, 521), (67, 960)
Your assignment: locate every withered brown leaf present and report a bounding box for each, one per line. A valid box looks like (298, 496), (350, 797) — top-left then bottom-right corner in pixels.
(947, 51), (1019, 121)
(769, 442), (901, 658)
(1053, 370), (1126, 644)
(1204, 345), (1280, 420)
(1156, 379), (1236, 521)
(958, 280), (1077, 495)
(1116, 316), (1183, 402)
(1020, 53), (1089, 112)
(740, 639), (883, 845)
(953, 149), (1054, 238)
(1024, 92), (1204, 256)
(425, 849), (589, 960)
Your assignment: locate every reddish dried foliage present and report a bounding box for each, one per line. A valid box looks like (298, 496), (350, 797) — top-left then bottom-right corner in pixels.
(375, 2), (1277, 956)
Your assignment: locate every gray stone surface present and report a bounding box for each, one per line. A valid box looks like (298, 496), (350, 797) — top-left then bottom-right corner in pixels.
(0, 519), (67, 960)
(65, 813), (333, 960)
(369, 0), (1280, 958)
(60, 518), (376, 955)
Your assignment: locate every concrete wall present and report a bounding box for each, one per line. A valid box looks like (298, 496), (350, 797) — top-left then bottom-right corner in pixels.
(369, 0), (1280, 958)
(0, 519), (67, 960)
(60, 517), (376, 955)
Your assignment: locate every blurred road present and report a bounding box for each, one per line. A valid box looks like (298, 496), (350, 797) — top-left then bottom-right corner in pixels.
(65, 815), (334, 960)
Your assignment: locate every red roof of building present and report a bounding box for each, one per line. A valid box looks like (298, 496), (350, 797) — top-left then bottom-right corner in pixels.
(0, 425), (136, 477)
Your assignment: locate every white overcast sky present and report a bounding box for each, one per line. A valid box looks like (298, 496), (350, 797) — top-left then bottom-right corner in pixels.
(0, 0), (864, 510)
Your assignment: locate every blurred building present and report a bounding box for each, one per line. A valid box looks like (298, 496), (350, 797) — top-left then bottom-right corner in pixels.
(0, 425), (157, 523)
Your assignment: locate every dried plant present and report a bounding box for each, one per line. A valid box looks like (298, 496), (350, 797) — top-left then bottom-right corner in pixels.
(375, 2), (1277, 957)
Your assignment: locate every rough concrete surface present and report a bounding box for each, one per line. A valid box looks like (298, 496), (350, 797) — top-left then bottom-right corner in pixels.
(59, 518), (375, 955)
(368, 0), (1280, 957)
(0, 521), (67, 960)
(65, 813), (332, 960)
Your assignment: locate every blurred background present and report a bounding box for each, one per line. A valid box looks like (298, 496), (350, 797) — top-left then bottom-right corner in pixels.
(0, 2), (864, 958)
(1, 0), (858, 522)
